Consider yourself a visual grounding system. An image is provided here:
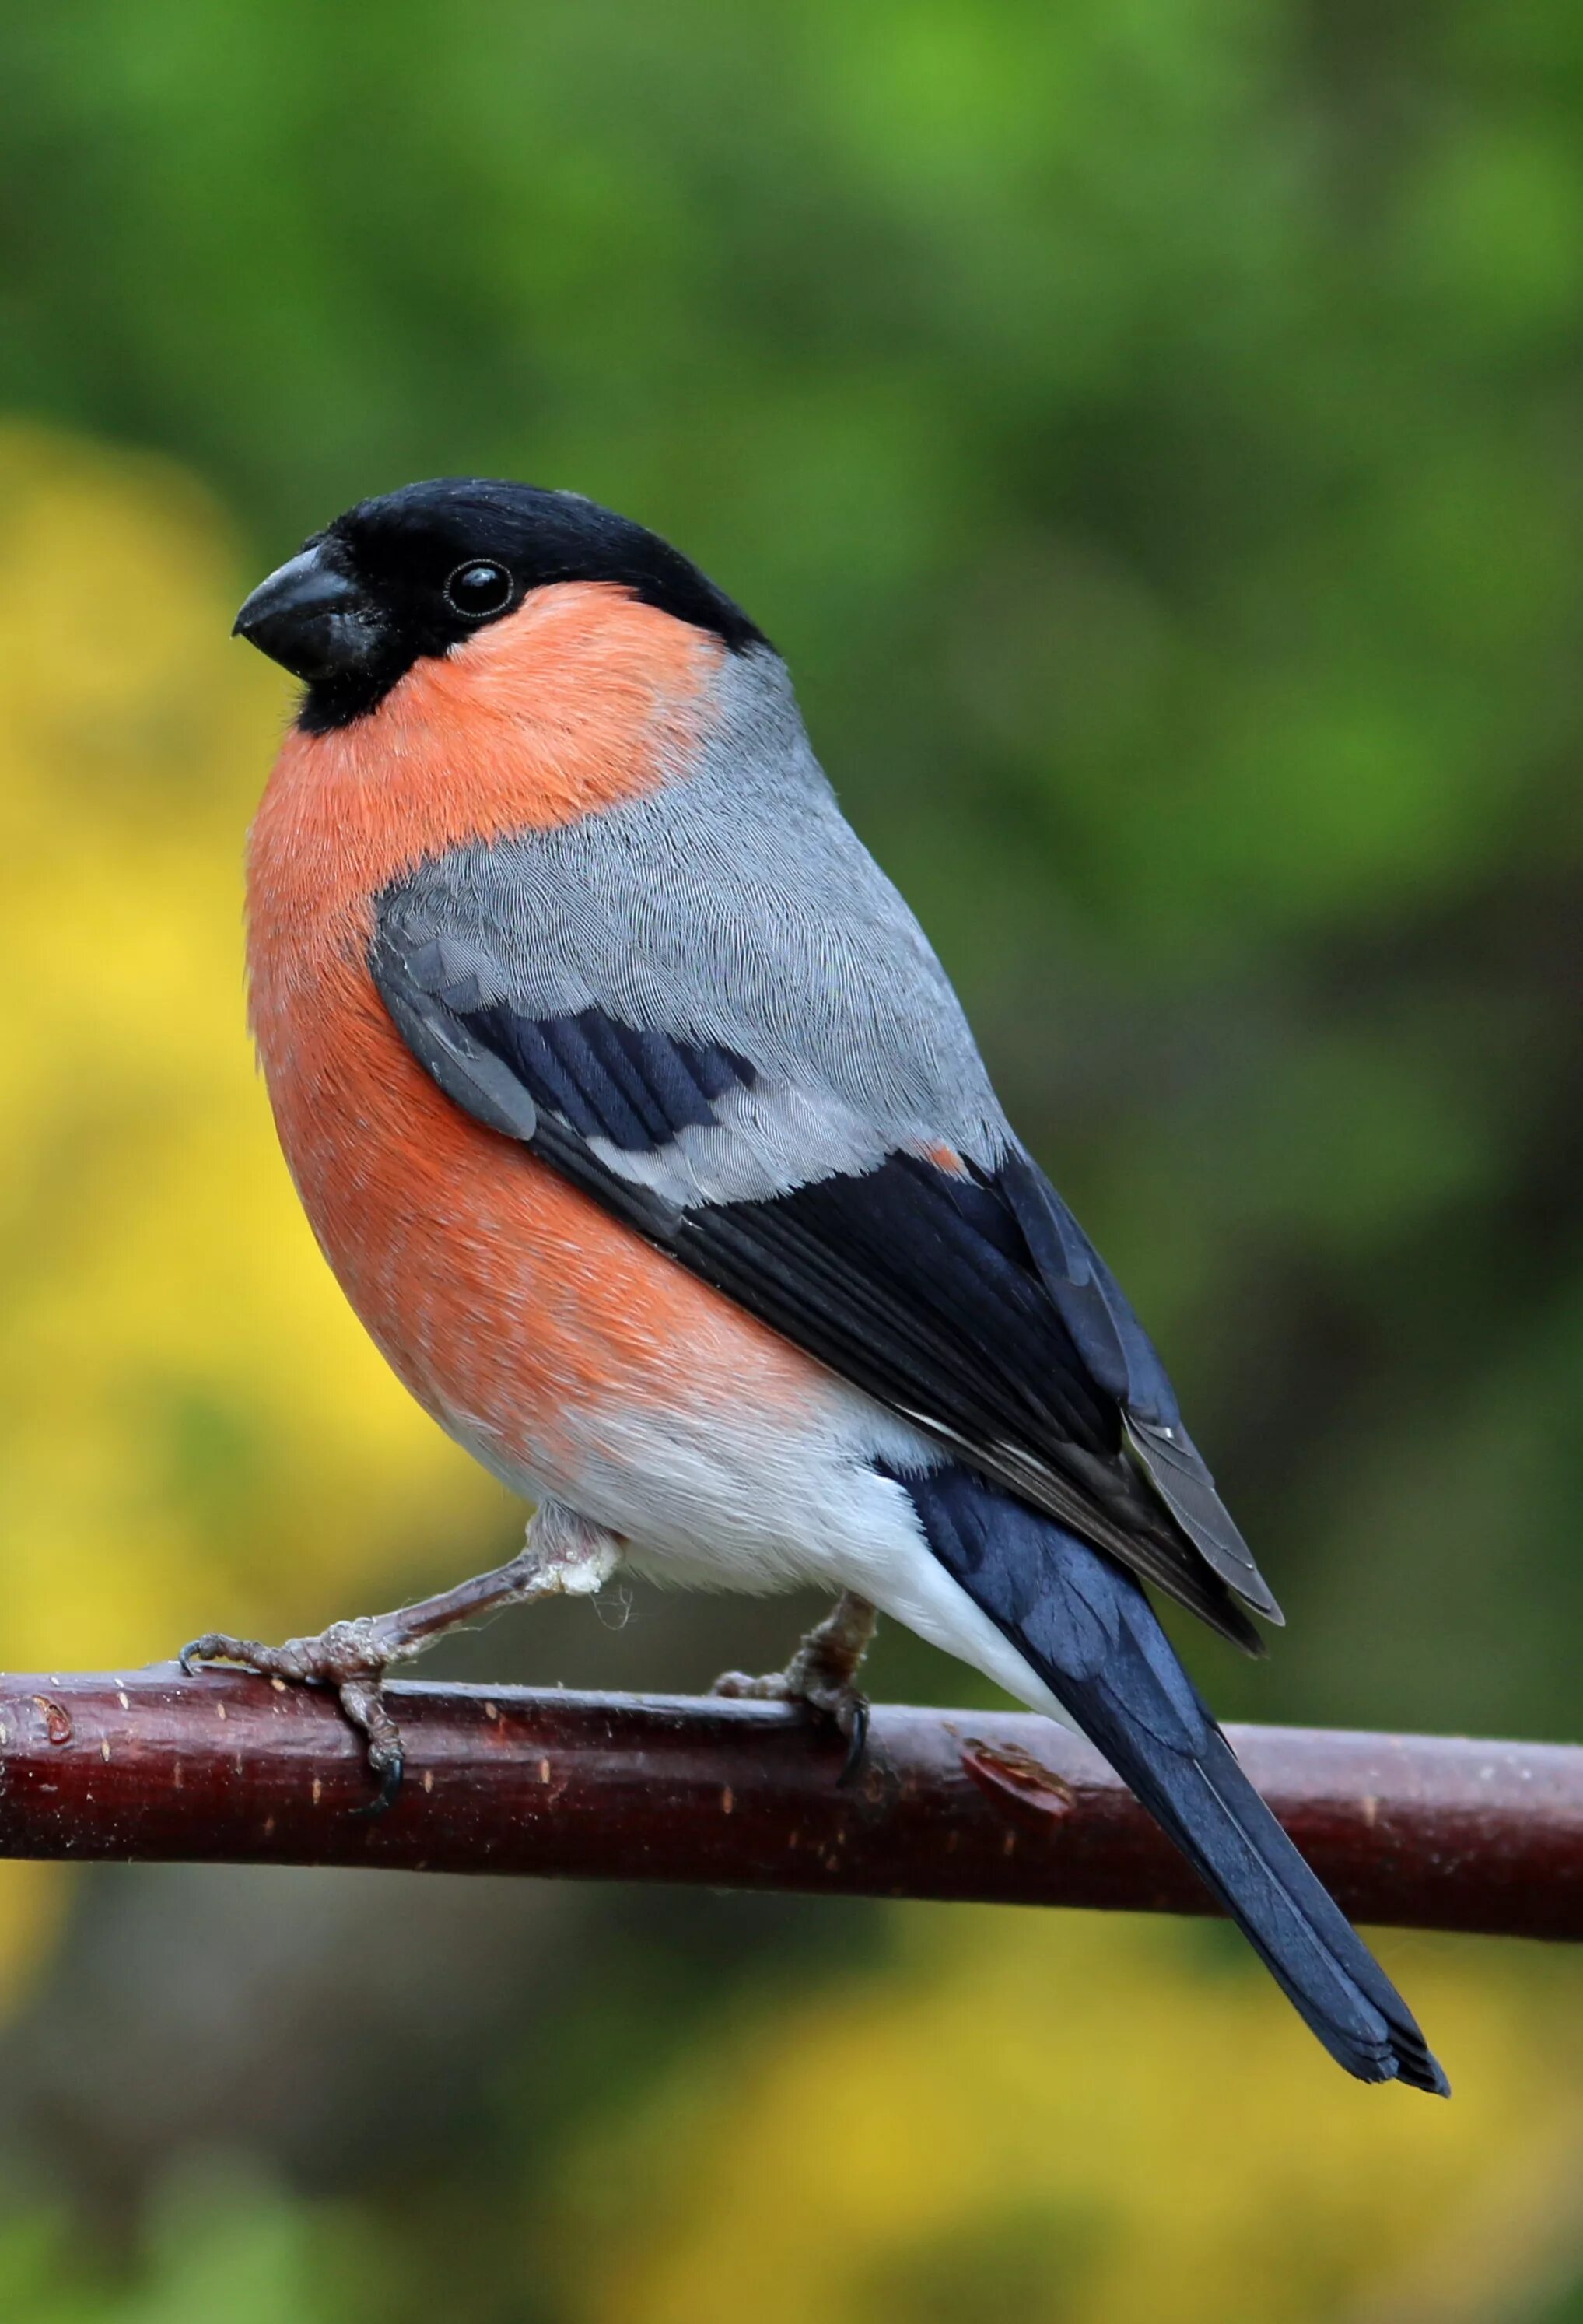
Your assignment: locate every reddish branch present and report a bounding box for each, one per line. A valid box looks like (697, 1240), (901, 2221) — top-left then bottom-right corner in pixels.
(0, 1667), (1578, 1938)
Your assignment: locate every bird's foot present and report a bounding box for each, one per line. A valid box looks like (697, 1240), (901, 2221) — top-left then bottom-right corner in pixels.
(712, 1591), (877, 1783)
(712, 1658), (871, 1779)
(180, 1615), (409, 1814)
(177, 1503), (625, 1814)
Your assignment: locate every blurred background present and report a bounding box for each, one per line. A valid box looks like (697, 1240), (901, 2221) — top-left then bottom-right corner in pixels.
(1, 2), (1582, 2317)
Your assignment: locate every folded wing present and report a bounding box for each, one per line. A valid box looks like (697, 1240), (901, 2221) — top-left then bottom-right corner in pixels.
(371, 797), (1280, 1649)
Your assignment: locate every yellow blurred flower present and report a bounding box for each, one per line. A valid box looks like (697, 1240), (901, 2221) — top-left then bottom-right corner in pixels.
(0, 424), (504, 1992)
(0, 420), (505, 1669)
(553, 1907), (1583, 2324)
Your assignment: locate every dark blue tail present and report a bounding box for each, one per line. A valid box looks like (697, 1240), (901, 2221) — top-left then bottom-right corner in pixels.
(892, 1464), (1448, 2094)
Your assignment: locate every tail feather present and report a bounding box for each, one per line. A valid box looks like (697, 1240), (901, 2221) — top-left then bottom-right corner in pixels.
(891, 1465), (1448, 2095)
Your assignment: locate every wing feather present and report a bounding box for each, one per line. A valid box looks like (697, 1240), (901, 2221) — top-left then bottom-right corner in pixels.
(372, 877), (1280, 1653)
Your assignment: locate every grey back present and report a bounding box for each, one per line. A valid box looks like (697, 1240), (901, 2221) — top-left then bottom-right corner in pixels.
(379, 647), (1011, 1205)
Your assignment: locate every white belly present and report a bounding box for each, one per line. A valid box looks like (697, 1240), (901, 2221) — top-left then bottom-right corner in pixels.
(466, 1374), (1073, 1726)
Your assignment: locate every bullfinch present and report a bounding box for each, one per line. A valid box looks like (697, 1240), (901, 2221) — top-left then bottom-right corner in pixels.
(208, 478), (1446, 2094)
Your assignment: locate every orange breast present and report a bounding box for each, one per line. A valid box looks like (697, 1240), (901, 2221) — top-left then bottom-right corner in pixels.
(245, 584), (814, 1488)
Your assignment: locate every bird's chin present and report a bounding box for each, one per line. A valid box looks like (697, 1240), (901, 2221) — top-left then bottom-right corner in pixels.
(264, 608), (390, 686)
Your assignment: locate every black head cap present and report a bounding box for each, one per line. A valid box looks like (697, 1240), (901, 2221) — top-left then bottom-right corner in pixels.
(233, 478), (768, 731)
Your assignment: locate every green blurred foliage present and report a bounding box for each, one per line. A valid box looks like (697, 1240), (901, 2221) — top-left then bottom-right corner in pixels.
(0, 2168), (389, 2324)
(2, 0), (1583, 2317)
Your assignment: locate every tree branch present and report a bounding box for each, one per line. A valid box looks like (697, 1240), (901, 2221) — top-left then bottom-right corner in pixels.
(0, 1667), (1578, 1938)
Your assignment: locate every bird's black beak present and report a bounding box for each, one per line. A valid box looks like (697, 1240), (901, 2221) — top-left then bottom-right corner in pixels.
(233, 544), (383, 683)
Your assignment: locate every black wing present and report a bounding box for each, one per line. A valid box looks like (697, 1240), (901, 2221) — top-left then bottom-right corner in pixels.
(371, 914), (1280, 1651)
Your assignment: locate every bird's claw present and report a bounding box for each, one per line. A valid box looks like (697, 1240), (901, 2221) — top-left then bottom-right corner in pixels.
(837, 1695), (870, 1786)
(175, 1621), (410, 1810)
(712, 1661), (871, 1782)
(351, 1744), (405, 1819)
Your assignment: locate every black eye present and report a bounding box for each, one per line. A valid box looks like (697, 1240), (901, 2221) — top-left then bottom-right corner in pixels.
(443, 560), (513, 619)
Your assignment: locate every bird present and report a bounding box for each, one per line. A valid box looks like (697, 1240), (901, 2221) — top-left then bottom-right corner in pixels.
(210, 475), (1447, 2095)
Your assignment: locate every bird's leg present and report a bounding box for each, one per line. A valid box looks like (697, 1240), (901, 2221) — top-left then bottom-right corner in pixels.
(179, 1502), (621, 1811)
(712, 1590), (878, 1780)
